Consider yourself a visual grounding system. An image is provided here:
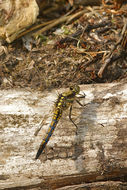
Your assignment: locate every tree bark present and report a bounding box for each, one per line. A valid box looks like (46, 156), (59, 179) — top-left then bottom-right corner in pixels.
(0, 81), (127, 189)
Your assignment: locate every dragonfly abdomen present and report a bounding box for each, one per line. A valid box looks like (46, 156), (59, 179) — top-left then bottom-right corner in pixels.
(35, 114), (60, 159)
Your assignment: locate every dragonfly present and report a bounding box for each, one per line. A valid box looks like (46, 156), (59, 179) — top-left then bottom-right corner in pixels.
(35, 85), (85, 159)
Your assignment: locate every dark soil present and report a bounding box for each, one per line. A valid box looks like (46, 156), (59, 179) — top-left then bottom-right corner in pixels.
(0, 2), (127, 91)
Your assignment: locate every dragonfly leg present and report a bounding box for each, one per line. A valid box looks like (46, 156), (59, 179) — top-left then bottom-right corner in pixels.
(76, 99), (91, 108)
(76, 92), (87, 107)
(69, 105), (78, 132)
(79, 92), (86, 99)
(76, 99), (84, 107)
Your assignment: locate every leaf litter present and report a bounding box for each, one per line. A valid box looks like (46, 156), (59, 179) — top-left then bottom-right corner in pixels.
(0, 1), (127, 90)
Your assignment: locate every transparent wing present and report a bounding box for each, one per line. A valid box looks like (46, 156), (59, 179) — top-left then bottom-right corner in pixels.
(34, 92), (59, 136)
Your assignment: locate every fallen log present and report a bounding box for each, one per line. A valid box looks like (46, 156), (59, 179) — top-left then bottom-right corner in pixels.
(0, 81), (127, 189)
(56, 181), (127, 190)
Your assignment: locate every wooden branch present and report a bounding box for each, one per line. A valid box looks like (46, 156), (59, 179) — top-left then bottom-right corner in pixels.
(32, 15), (71, 38)
(0, 81), (127, 189)
(32, 9), (87, 38)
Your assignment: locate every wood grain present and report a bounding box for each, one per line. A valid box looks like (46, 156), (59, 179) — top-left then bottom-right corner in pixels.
(0, 82), (127, 189)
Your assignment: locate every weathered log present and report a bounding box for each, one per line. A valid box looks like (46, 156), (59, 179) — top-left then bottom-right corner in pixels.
(0, 81), (127, 189)
(56, 181), (127, 190)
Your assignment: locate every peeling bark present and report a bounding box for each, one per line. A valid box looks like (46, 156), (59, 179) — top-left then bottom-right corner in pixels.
(0, 82), (127, 189)
(0, 0), (39, 42)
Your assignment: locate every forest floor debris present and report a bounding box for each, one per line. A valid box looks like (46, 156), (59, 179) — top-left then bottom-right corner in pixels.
(0, 2), (127, 90)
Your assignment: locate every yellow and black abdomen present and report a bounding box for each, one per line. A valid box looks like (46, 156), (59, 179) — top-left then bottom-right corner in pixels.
(35, 108), (62, 159)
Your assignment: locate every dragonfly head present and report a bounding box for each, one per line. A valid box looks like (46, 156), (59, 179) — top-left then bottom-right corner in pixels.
(70, 85), (80, 95)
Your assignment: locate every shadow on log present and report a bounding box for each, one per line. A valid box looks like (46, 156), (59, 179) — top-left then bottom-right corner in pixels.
(0, 81), (127, 189)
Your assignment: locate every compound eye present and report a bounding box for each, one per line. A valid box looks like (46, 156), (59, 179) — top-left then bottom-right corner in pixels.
(70, 86), (73, 90)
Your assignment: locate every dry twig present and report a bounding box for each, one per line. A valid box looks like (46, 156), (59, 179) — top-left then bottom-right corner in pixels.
(98, 17), (127, 78)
